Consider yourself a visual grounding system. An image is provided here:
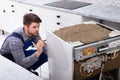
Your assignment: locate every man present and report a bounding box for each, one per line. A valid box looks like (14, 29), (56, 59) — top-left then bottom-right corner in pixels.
(0, 13), (48, 75)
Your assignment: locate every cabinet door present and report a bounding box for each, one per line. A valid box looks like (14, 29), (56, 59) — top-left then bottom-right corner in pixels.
(0, 0), (10, 31)
(0, 0), (43, 33)
(41, 8), (83, 30)
(41, 8), (60, 26)
(0, 0), (23, 33)
(19, 3), (42, 16)
(60, 12), (83, 27)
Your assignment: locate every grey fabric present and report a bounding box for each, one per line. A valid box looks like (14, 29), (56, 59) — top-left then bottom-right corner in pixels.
(0, 27), (41, 69)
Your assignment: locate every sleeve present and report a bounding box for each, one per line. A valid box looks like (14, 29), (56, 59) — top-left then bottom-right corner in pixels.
(8, 37), (39, 68)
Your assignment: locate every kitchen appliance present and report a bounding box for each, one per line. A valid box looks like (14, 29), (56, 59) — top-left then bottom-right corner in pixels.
(46, 21), (120, 80)
(44, 0), (91, 10)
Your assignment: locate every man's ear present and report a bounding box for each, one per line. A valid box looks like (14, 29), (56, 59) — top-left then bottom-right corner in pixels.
(24, 25), (28, 29)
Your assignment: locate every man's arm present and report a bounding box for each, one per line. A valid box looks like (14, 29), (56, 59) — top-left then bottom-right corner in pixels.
(35, 40), (44, 57)
(9, 37), (39, 68)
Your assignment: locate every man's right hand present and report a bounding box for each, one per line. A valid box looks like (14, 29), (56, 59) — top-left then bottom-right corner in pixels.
(35, 40), (44, 57)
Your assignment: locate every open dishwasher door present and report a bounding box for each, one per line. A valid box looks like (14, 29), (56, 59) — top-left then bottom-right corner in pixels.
(46, 21), (120, 80)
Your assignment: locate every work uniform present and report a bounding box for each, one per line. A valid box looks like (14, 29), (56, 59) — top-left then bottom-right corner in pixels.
(0, 27), (48, 70)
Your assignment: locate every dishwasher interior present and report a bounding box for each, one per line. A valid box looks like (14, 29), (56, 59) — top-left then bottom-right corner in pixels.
(46, 21), (120, 80)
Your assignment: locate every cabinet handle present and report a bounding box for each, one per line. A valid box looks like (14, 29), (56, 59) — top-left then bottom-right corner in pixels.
(12, 10), (15, 12)
(56, 15), (60, 18)
(3, 10), (6, 13)
(2, 30), (5, 35)
(57, 22), (60, 25)
(29, 9), (33, 12)
(11, 5), (14, 7)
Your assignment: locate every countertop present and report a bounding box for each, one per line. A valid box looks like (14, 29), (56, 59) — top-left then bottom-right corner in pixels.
(0, 55), (43, 80)
(10, 0), (120, 23)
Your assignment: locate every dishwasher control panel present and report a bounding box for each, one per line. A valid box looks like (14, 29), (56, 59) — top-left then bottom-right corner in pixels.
(74, 36), (120, 61)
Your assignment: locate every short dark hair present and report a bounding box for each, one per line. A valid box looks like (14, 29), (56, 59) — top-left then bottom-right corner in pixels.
(23, 13), (42, 26)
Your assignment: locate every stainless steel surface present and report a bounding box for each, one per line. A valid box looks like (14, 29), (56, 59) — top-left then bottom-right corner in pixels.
(44, 0), (91, 10)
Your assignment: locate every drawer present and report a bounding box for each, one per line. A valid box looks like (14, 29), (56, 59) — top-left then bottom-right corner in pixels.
(41, 8), (83, 27)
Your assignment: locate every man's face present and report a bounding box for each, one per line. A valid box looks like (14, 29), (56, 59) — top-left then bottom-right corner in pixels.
(26, 22), (40, 37)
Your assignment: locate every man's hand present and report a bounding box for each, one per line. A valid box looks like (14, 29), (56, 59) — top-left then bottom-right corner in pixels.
(35, 40), (44, 57)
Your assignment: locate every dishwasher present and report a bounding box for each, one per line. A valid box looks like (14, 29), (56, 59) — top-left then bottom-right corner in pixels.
(46, 21), (120, 80)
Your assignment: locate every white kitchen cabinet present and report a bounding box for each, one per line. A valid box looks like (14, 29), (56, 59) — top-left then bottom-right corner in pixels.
(0, 0), (43, 33)
(37, 8), (99, 34)
(0, 0), (97, 39)
(41, 8), (100, 33)
(0, 0), (22, 33)
(41, 8), (83, 31)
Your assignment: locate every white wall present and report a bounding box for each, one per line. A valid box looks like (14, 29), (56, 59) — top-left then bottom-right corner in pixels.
(75, 0), (120, 7)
